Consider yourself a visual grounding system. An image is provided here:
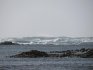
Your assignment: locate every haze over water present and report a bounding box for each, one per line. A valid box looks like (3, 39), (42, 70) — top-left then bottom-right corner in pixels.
(0, 0), (93, 39)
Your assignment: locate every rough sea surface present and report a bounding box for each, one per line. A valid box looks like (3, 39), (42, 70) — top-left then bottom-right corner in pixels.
(0, 45), (93, 70)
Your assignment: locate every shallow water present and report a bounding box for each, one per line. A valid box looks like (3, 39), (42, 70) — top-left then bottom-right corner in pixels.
(0, 45), (93, 70)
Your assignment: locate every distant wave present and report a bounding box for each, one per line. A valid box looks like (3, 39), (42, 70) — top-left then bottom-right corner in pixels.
(1, 37), (93, 45)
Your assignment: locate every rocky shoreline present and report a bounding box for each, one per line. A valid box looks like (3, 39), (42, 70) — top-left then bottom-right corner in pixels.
(10, 48), (93, 58)
(0, 41), (18, 45)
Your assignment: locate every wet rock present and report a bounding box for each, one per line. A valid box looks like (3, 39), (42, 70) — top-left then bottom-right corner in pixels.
(10, 48), (93, 58)
(81, 49), (93, 58)
(10, 50), (49, 58)
(0, 41), (18, 45)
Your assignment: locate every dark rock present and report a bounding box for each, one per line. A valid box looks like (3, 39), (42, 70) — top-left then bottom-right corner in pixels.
(10, 48), (93, 58)
(80, 48), (86, 52)
(0, 41), (18, 45)
(11, 50), (49, 58)
(81, 49), (93, 58)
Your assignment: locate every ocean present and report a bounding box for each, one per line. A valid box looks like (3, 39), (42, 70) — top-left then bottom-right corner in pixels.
(0, 45), (93, 70)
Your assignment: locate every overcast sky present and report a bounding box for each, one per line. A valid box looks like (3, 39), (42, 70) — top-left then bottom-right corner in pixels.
(0, 0), (93, 38)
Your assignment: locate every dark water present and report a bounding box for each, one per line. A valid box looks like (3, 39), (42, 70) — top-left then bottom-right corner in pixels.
(0, 45), (93, 70)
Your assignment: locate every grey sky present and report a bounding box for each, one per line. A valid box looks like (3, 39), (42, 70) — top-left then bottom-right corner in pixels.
(0, 0), (93, 38)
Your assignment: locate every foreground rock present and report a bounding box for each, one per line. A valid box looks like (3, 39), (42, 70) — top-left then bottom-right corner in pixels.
(49, 48), (93, 58)
(81, 49), (93, 58)
(10, 50), (49, 58)
(10, 48), (93, 58)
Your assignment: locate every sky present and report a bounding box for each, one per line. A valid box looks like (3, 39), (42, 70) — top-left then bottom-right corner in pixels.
(0, 0), (93, 38)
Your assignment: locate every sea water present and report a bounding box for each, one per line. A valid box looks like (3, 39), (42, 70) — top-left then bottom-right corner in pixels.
(0, 45), (93, 70)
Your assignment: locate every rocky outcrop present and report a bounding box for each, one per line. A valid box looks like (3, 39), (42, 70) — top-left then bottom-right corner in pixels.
(49, 48), (93, 58)
(10, 48), (93, 58)
(10, 50), (49, 58)
(0, 41), (18, 45)
(81, 49), (93, 58)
